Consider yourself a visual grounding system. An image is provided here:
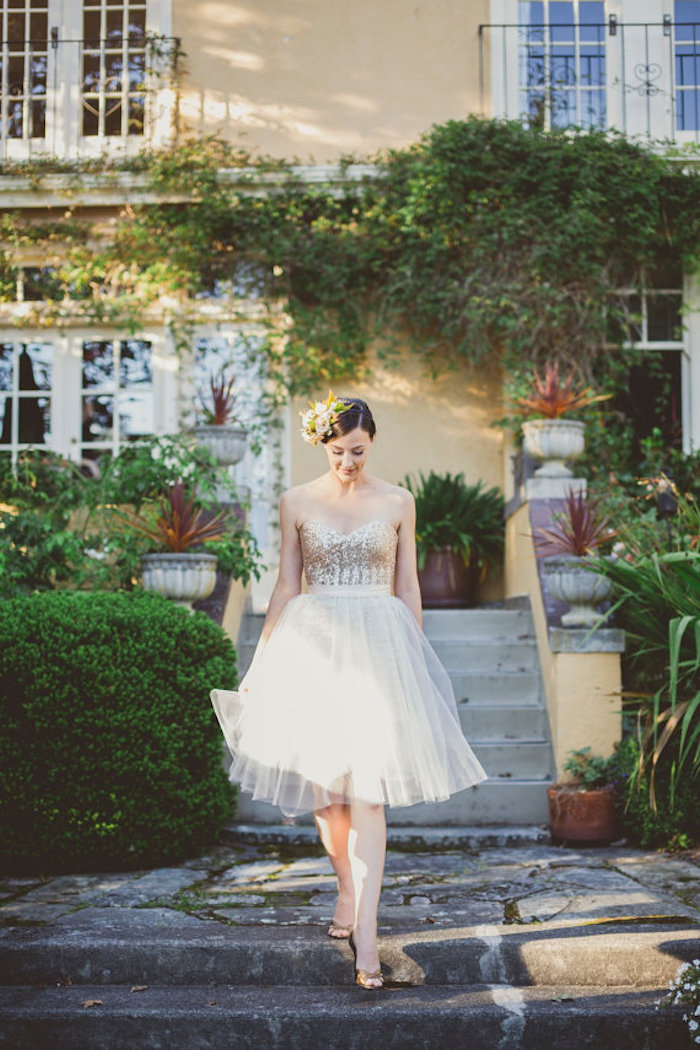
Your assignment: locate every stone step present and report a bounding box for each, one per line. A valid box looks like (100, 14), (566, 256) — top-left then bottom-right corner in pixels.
(473, 740), (553, 779)
(2, 921), (696, 988)
(422, 607), (535, 640)
(429, 639), (539, 673)
(223, 823), (551, 850)
(234, 778), (552, 826)
(452, 671), (544, 705)
(390, 779), (551, 825)
(0, 983), (685, 1050)
(460, 703), (550, 740)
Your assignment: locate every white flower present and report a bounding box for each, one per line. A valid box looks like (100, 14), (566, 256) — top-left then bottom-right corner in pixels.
(314, 400), (327, 414)
(151, 446), (161, 460)
(690, 1020), (699, 1032)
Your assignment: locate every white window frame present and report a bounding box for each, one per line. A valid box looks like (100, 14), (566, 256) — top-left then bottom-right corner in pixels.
(490, 0), (700, 142)
(0, 0), (173, 161)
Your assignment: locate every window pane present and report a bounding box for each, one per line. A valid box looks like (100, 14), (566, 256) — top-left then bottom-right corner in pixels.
(119, 339), (152, 386)
(83, 9), (101, 45)
(0, 397), (8, 443)
(106, 8), (124, 46)
(119, 391), (153, 439)
(0, 345), (13, 391)
(18, 396), (50, 443)
(104, 97), (122, 135)
(647, 293), (683, 341)
(30, 12), (47, 40)
(82, 340), (114, 387)
(82, 394), (114, 443)
(7, 12), (26, 43)
(18, 343), (51, 390)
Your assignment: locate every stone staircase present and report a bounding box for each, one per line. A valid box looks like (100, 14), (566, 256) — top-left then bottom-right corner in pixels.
(235, 604), (554, 827)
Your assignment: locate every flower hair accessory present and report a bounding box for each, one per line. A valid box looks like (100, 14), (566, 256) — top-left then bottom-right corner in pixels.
(300, 391), (351, 445)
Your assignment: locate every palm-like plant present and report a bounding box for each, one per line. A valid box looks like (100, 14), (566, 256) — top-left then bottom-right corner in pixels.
(403, 471), (504, 576)
(128, 480), (229, 552)
(516, 362), (610, 419)
(200, 368), (236, 425)
(595, 490), (700, 810)
(535, 487), (616, 557)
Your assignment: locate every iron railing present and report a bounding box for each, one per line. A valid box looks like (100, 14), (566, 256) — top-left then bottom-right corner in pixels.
(479, 18), (700, 142)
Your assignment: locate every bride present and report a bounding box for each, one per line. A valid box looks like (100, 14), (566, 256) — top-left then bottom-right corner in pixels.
(212, 393), (487, 990)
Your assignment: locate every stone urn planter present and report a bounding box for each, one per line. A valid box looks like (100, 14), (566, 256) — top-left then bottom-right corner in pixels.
(193, 424), (248, 467)
(140, 552), (218, 607)
(417, 548), (477, 609)
(544, 554), (612, 627)
(548, 784), (618, 844)
(522, 419), (586, 478)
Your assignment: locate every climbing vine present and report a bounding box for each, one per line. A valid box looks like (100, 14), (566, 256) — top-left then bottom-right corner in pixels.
(1, 118), (699, 395)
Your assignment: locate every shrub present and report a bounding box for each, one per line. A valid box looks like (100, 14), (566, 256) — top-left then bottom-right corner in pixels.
(0, 590), (236, 873)
(614, 737), (700, 850)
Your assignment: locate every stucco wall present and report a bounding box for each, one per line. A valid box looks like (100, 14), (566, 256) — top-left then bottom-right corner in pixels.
(173, 0), (489, 161)
(289, 347), (505, 601)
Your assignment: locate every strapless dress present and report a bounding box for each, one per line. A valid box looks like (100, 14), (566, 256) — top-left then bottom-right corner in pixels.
(211, 519), (487, 816)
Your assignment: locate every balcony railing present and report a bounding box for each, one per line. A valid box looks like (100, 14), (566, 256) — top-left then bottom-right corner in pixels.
(0, 33), (180, 159)
(479, 18), (700, 142)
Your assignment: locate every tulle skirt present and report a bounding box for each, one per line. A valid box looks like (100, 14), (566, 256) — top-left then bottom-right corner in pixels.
(211, 585), (487, 817)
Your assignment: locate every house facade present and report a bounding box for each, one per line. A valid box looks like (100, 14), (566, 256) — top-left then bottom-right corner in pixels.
(0, 0), (698, 596)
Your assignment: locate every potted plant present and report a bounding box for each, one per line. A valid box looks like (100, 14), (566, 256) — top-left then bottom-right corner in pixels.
(536, 486), (616, 627)
(403, 471), (504, 608)
(129, 480), (230, 607)
(548, 747), (619, 844)
(516, 362), (610, 478)
(193, 368), (248, 466)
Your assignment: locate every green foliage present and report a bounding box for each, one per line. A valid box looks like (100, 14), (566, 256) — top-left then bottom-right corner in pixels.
(0, 590), (236, 872)
(402, 470), (504, 575)
(1, 122), (699, 397)
(596, 496), (700, 811)
(614, 737), (700, 849)
(0, 444), (263, 597)
(562, 747), (617, 789)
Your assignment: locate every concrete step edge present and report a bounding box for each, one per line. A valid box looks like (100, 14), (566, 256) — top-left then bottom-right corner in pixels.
(221, 823), (551, 849)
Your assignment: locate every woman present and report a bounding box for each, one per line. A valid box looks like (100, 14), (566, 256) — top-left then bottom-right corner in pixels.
(212, 394), (487, 990)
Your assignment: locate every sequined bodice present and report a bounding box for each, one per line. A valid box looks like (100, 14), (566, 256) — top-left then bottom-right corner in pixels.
(299, 520), (397, 588)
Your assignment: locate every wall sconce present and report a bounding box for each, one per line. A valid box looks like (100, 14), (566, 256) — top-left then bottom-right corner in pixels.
(608, 15), (618, 36)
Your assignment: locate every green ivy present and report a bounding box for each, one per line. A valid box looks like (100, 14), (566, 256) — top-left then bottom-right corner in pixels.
(1, 119), (698, 398)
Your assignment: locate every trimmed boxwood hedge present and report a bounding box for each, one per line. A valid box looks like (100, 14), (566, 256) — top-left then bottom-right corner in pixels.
(0, 590), (237, 873)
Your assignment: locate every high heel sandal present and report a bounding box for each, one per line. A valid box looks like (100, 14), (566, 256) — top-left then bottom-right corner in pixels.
(327, 919), (353, 940)
(348, 933), (384, 991)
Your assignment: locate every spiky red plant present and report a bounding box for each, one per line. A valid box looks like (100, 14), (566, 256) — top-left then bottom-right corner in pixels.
(535, 487), (616, 557)
(201, 368), (236, 425)
(130, 480), (229, 553)
(517, 362), (611, 419)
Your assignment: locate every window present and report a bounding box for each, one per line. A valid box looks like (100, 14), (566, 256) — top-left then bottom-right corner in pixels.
(81, 338), (153, 460)
(0, 0), (48, 141)
(519, 1), (606, 129)
(675, 0), (700, 131)
(82, 0), (147, 137)
(0, 340), (53, 453)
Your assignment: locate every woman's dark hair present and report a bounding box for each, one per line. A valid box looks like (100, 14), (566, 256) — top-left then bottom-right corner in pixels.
(322, 396), (376, 442)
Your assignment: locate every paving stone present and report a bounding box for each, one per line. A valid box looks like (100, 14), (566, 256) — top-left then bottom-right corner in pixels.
(217, 861), (287, 884)
(98, 867), (210, 907)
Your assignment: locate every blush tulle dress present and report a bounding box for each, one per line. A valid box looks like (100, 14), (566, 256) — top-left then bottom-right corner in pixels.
(210, 519), (487, 816)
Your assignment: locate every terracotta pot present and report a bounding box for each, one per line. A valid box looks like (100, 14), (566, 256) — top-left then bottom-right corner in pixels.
(417, 548), (476, 608)
(548, 784), (618, 843)
(522, 418), (585, 478)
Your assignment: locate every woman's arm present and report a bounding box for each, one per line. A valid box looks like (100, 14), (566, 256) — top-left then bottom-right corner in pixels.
(259, 490), (304, 644)
(394, 490), (422, 628)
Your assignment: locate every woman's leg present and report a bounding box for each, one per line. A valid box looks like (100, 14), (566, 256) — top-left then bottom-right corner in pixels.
(314, 802), (355, 931)
(347, 801), (386, 977)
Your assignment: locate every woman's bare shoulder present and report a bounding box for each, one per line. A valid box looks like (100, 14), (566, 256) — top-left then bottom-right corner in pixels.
(279, 478), (328, 521)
